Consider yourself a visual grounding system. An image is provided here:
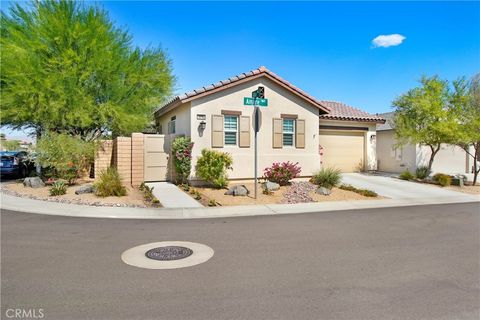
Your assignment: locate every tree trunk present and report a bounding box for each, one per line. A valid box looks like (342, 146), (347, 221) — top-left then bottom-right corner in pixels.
(427, 144), (441, 172)
(473, 143), (480, 186)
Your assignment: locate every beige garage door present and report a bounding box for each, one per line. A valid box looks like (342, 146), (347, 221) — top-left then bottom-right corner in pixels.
(319, 130), (365, 172)
(144, 135), (169, 182)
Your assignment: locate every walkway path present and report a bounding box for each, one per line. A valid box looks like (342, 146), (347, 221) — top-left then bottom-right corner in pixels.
(145, 182), (202, 208)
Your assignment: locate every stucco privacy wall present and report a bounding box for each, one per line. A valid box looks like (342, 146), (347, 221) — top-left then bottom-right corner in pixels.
(188, 77), (321, 180)
(376, 130), (416, 173)
(319, 119), (378, 171)
(417, 144), (469, 175)
(112, 137), (132, 186)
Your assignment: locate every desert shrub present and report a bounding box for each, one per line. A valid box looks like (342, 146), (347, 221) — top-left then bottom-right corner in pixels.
(140, 183), (160, 205)
(195, 149), (233, 188)
(433, 173), (452, 187)
(339, 184), (378, 197)
(36, 133), (98, 184)
(95, 167), (127, 197)
(208, 199), (217, 207)
(311, 167), (342, 189)
(193, 190), (202, 200)
(172, 137), (194, 184)
(399, 170), (414, 180)
(263, 161), (301, 186)
(49, 180), (67, 196)
(415, 166), (430, 180)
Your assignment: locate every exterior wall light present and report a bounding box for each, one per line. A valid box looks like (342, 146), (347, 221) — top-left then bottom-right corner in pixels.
(199, 121), (206, 131)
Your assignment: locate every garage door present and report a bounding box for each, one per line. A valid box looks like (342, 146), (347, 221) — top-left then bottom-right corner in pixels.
(319, 130), (365, 172)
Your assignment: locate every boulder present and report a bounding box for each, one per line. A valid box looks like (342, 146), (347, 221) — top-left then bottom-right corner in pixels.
(316, 187), (331, 196)
(23, 177), (45, 188)
(75, 184), (96, 195)
(262, 181), (280, 192)
(224, 184), (249, 196)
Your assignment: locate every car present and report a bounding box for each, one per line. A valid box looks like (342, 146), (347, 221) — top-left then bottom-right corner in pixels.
(0, 151), (34, 178)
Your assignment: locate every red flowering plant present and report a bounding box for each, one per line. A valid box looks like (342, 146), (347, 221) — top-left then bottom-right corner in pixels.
(171, 137), (194, 184)
(263, 161), (301, 186)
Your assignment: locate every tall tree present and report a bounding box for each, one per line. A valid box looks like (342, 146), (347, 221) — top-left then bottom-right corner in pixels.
(393, 76), (457, 172)
(450, 74), (480, 185)
(1, 0), (174, 140)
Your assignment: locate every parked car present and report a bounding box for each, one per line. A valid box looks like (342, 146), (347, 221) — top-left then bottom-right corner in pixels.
(0, 151), (34, 178)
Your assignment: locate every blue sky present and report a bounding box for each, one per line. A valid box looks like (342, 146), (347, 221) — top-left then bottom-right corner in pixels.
(2, 1), (479, 140)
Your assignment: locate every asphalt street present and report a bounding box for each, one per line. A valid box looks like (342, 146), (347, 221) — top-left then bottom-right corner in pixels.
(1, 203), (479, 320)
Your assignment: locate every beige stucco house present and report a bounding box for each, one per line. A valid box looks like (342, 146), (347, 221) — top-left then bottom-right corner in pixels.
(377, 112), (473, 176)
(154, 66), (385, 182)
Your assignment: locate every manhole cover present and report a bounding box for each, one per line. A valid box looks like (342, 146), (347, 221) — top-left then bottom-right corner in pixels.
(145, 246), (193, 261)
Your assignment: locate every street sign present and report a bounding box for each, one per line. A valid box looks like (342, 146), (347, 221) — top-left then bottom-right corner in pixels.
(252, 86), (264, 99)
(243, 97), (268, 106)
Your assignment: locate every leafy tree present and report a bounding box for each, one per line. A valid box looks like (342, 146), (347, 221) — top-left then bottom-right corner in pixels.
(1, 0), (174, 140)
(450, 74), (480, 185)
(392, 76), (457, 171)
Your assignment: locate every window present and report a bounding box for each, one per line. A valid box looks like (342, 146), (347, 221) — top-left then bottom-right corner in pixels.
(283, 119), (295, 146)
(224, 115), (238, 145)
(168, 116), (176, 134)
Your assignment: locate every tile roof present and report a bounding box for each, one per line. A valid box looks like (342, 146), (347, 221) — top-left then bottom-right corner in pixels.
(155, 66), (330, 116)
(319, 101), (386, 123)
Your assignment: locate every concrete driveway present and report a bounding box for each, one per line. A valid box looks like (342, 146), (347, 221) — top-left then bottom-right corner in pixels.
(342, 173), (478, 200)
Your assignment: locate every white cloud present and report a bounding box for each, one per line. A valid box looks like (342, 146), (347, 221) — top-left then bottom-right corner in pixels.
(372, 34), (406, 48)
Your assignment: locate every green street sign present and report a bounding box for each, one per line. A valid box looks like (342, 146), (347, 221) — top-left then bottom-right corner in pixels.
(244, 97), (268, 107)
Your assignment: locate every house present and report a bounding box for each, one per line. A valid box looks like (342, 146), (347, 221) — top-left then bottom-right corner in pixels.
(154, 66), (385, 182)
(376, 112), (473, 175)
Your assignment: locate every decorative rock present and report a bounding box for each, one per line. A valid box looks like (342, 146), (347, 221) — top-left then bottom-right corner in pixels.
(316, 187), (331, 196)
(224, 184), (249, 196)
(75, 184), (96, 195)
(263, 181), (280, 192)
(23, 177), (45, 188)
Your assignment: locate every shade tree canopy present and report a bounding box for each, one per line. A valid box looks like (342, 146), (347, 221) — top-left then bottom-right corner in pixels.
(1, 0), (175, 140)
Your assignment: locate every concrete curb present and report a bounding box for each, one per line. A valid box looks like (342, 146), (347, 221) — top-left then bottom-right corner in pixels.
(1, 192), (478, 219)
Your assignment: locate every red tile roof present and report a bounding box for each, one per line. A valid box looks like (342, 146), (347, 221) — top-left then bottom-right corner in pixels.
(155, 66), (330, 116)
(319, 101), (386, 123)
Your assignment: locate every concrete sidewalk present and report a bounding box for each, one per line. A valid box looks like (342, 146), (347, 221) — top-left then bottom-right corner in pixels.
(1, 192), (478, 219)
(145, 182), (202, 208)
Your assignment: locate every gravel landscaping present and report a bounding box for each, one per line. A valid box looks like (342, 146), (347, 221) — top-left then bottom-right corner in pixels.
(1, 179), (151, 208)
(187, 181), (382, 206)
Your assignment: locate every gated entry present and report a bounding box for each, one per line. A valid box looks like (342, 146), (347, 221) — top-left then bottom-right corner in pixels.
(144, 134), (169, 182)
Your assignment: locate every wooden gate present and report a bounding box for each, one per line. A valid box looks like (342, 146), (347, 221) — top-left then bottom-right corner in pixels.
(144, 134), (169, 182)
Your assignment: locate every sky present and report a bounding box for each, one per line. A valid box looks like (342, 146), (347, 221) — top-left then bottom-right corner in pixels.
(2, 1), (480, 141)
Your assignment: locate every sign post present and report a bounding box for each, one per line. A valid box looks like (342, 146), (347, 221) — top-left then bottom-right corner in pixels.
(250, 87), (265, 199)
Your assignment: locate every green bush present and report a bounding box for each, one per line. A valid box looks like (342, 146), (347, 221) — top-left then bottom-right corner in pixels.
(433, 173), (452, 187)
(310, 167), (342, 189)
(36, 133), (98, 184)
(399, 170), (414, 180)
(171, 137), (194, 184)
(49, 180), (67, 196)
(95, 167), (127, 197)
(415, 166), (430, 180)
(339, 184), (378, 197)
(195, 149), (233, 188)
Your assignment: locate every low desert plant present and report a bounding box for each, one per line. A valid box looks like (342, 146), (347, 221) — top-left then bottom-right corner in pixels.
(49, 180), (67, 196)
(339, 184), (378, 197)
(193, 190), (202, 200)
(208, 199), (217, 206)
(172, 137), (194, 184)
(310, 167), (342, 189)
(195, 149), (233, 188)
(415, 166), (430, 180)
(399, 170), (414, 180)
(180, 183), (190, 192)
(95, 167), (127, 197)
(433, 173), (452, 187)
(263, 161), (301, 186)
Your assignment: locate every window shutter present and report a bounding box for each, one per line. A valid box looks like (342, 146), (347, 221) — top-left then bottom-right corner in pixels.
(273, 118), (283, 148)
(239, 116), (250, 148)
(296, 119), (305, 149)
(212, 115), (224, 148)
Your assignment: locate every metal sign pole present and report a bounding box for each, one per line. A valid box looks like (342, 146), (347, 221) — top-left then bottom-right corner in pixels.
(254, 98), (258, 199)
